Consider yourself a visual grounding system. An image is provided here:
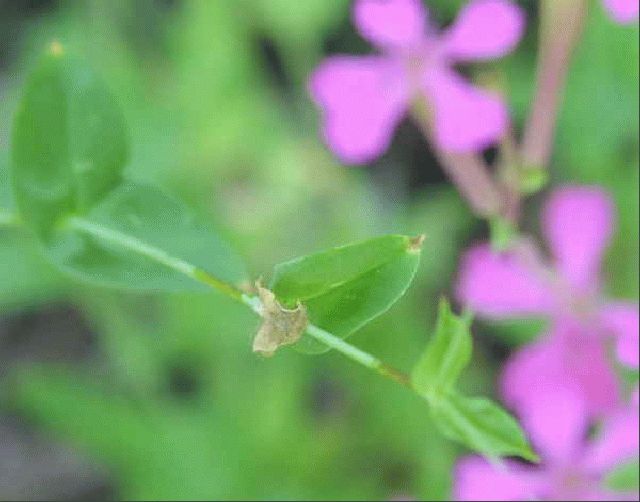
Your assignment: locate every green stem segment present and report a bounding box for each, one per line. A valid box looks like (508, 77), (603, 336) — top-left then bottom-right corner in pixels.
(66, 215), (413, 388)
(67, 216), (243, 301)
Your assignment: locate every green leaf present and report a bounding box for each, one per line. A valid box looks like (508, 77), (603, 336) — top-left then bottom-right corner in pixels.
(11, 42), (128, 239)
(604, 459), (640, 491)
(11, 45), (246, 291)
(270, 235), (423, 353)
(0, 151), (67, 308)
(410, 299), (536, 460)
(50, 183), (247, 291)
(429, 391), (538, 462)
(411, 299), (472, 399)
(0, 151), (14, 213)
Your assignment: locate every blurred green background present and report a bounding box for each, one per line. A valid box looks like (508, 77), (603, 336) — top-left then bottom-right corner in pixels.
(0, 0), (637, 499)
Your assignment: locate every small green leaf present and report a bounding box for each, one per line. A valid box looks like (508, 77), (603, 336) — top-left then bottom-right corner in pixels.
(604, 459), (640, 491)
(411, 299), (472, 399)
(270, 235), (423, 353)
(49, 183), (247, 291)
(429, 391), (538, 462)
(11, 42), (128, 238)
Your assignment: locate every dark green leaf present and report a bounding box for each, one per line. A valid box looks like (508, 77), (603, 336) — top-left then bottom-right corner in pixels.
(429, 391), (538, 462)
(270, 235), (423, 353)
(11, 42), (128, 238)
(411, 299), (472, 399)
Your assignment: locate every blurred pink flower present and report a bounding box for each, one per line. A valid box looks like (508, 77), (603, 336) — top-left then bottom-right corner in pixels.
(309, 0), (524, 164)
(501, 320), (620, 418)
(454, 392), (640, 501)
(456, 186), (640, 370)
(603, 0), (639, 23)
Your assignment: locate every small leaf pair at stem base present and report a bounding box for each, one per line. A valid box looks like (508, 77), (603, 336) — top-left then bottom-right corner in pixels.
(11, 42), (246, 291)
(411, 300), (538, 462)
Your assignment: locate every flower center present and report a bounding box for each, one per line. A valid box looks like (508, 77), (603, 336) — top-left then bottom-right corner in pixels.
(397, 40), (444, 91)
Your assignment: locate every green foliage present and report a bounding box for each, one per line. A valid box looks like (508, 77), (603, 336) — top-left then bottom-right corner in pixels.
(0, 0), (637, 500)
(271, 235), (423, 353)
(412, 301), (536, 461)
(411, 300), (472, 399)
(429, 392), (537, 462)
(0, 152), (14, 214)
(9, 366), (234, 500)
(11, 43), (127, 239)
(604, 459), (640, 492)
(252, 0), (349, 45)
(0, 152), (67, 309)
(10, 45), (246, 291)
(53, 183), (246, 290)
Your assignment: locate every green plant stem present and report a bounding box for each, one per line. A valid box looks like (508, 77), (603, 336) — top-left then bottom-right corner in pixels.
(67, 216), (243, 301)
(66, 215), (413, 389)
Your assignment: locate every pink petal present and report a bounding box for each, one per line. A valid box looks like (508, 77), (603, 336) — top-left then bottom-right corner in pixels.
(454, 456), (543, 501)
(501, 321), (620, 420)
(600, 303), (640, 368)
(455, 244), (554, 318)
(423, 67), (508, 152)
(353, 0), (428, 50)
(520, 390), (588, 464)
(309, 56), (410, 164)
(582, 402), (639, 474)
(603, 0), (639, 23)
(443, 0), (525, 61)
(542, 187), (615, 294)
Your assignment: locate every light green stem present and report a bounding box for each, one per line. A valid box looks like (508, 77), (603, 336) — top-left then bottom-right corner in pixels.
(67, 216), (412, 388)
(67, 216), (242, 301)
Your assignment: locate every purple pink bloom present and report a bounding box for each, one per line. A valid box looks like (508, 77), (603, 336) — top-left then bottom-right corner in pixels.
(456, 186), (639, 374)
(454, 391), (640, 500)
(603, 0), (639, 23)
(454, 186), (639, 499)
(309, 0), (524, 164)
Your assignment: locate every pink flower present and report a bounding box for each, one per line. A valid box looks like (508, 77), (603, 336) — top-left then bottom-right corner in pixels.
(309, 0), (525, 164)
(603, 0), (639, 24)
(456, 186), (640, 371)
(454, 392), (640, 501)
(501, 320), (620, 418)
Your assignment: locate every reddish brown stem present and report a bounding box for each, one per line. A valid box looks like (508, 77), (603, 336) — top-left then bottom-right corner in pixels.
(520, 0), (588, 171)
